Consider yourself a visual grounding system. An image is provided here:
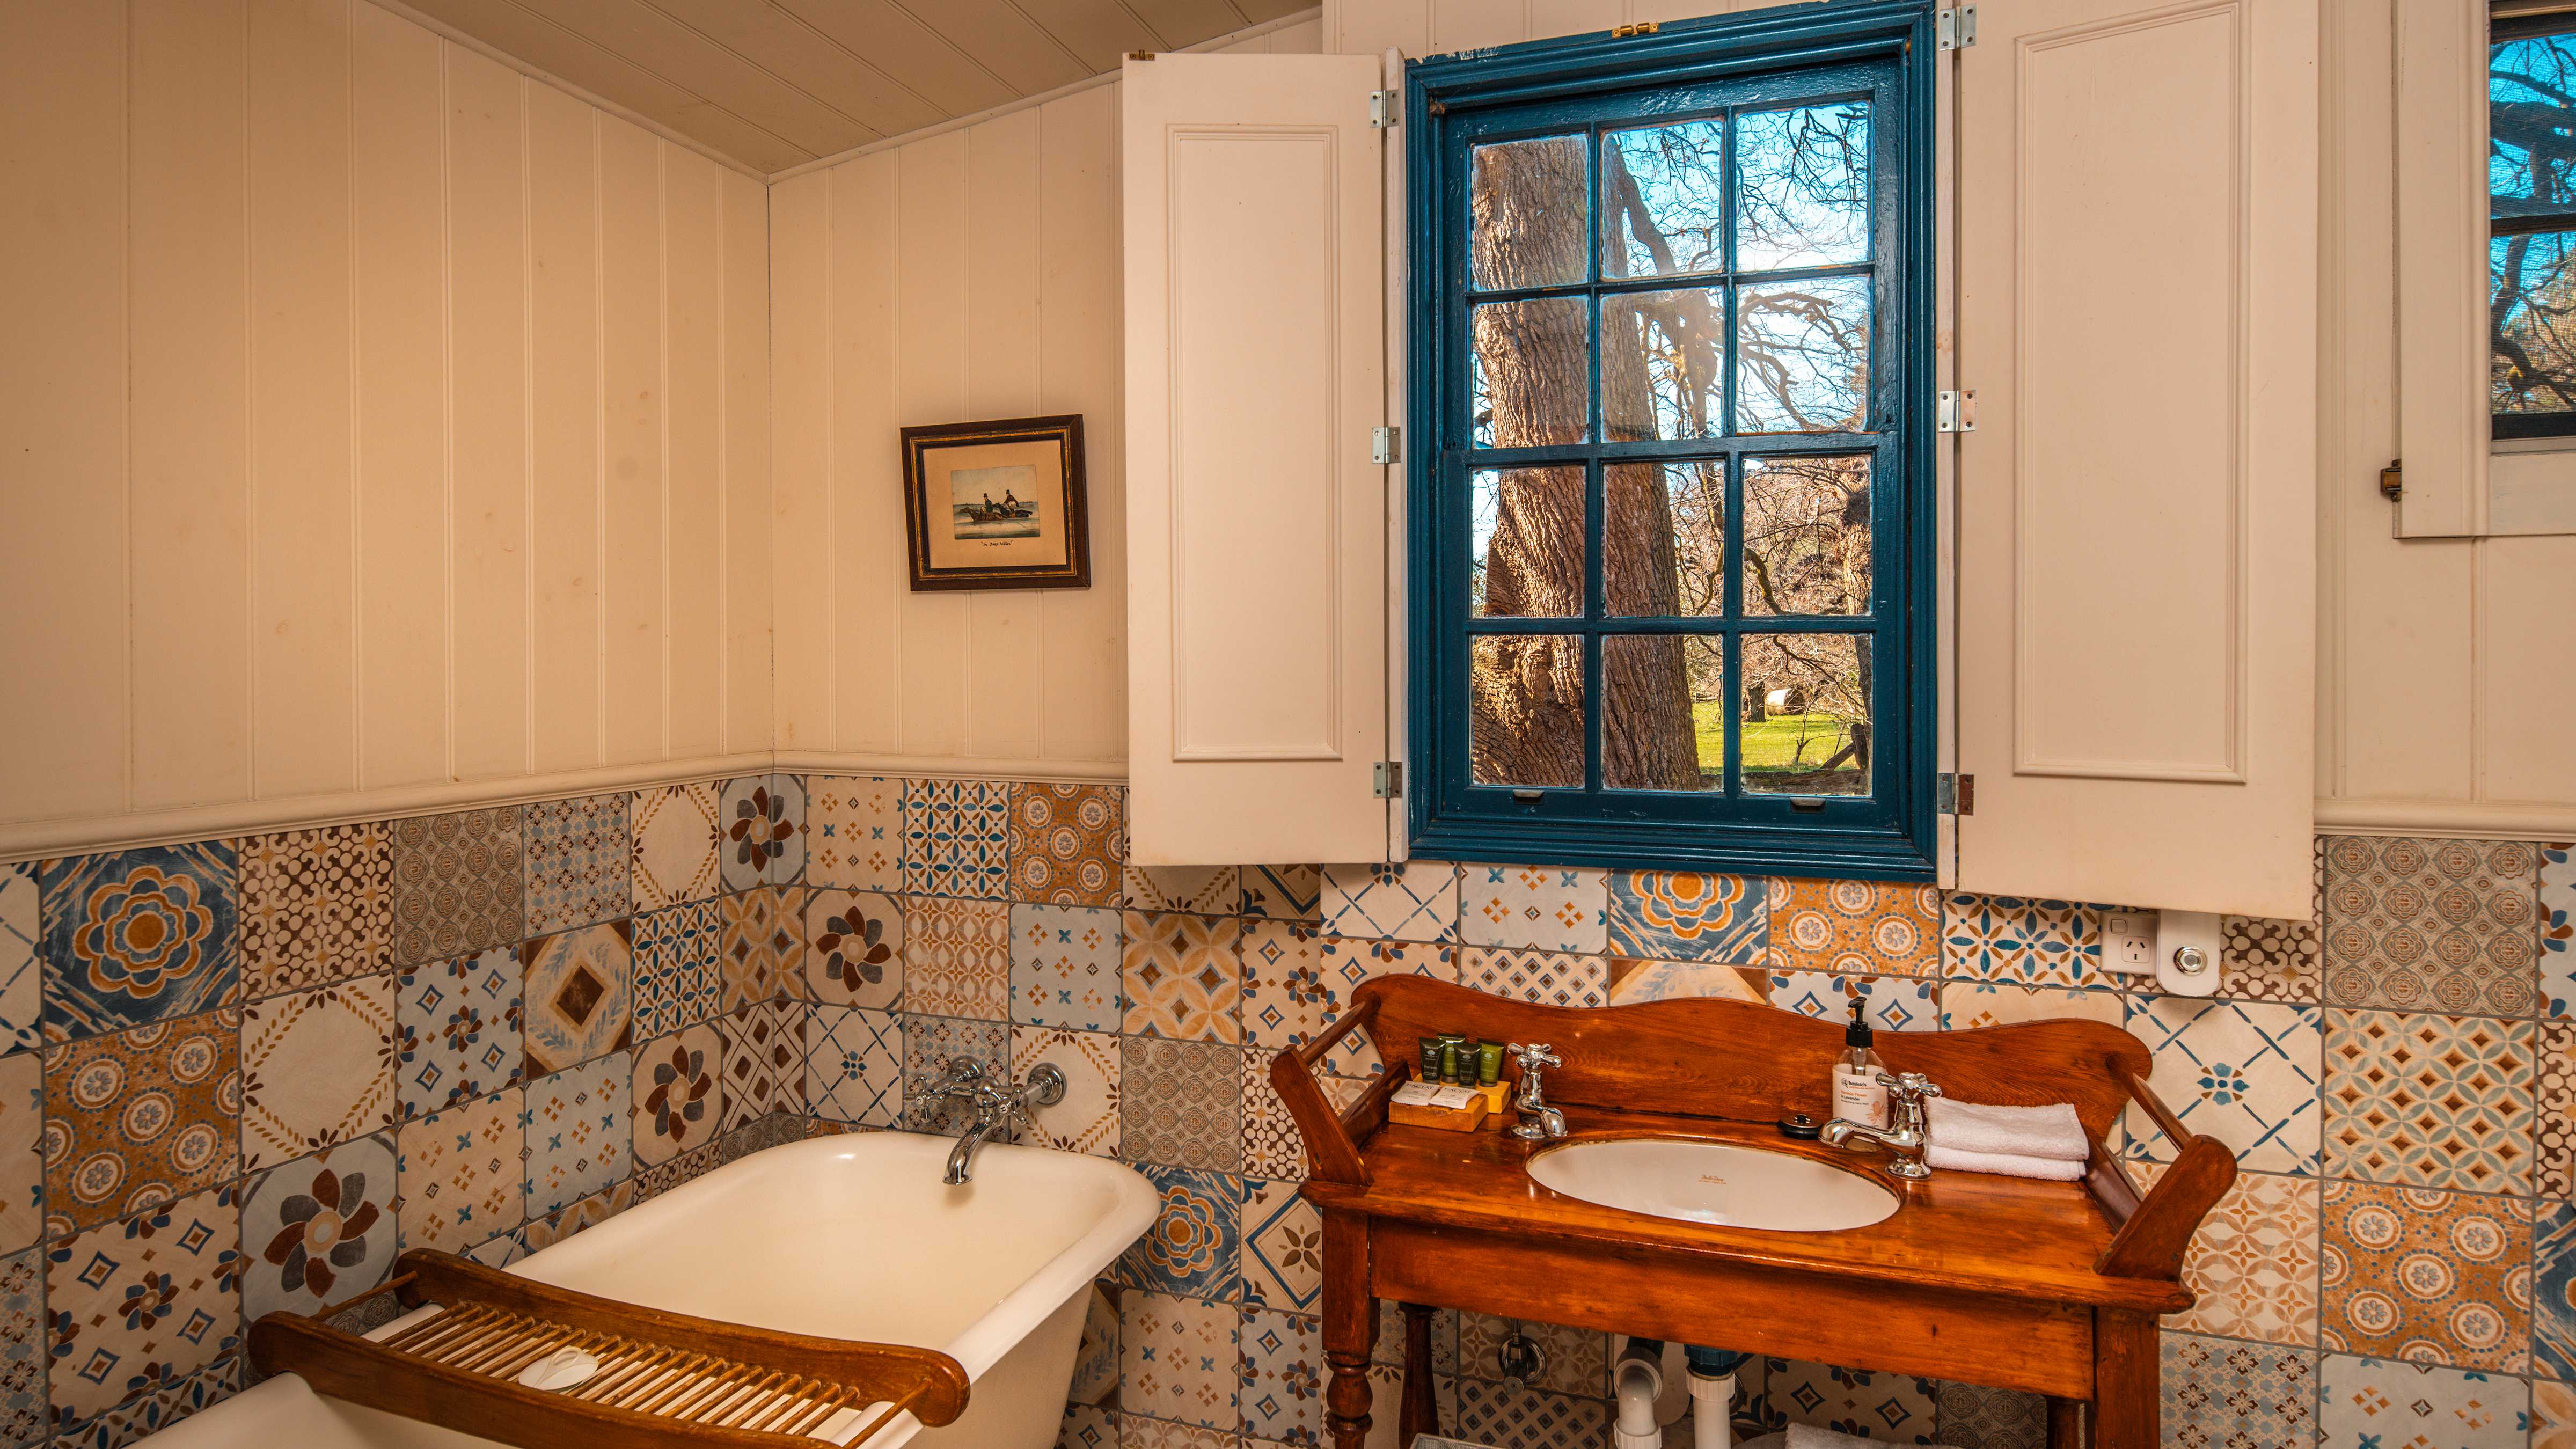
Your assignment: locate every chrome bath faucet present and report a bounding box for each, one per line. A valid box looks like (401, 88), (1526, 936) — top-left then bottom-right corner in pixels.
(928, 1058), (1067, 1184)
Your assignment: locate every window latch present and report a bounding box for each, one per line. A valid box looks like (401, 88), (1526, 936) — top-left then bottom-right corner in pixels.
(1938, 390), (1977, 433)
(1373, 762), (1404, 799)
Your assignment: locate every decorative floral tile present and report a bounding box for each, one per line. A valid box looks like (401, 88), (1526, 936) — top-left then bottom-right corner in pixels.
(1242, 1051), (1306, 1182)
(807, 1007), (902, 1128)
(520, 921), (633, 1076)
(2545, 843), (2573, 1019)
(1011, 1027), (1118, 1156)
(2545, 1022), (2575, 1199)
(238, 1133), (394, 1322)
(393, 1086), (523, 1255)
(630, 900), (721, 1038)
(521, 794), (631, 935)
(1121, 1290), (1239, 1431)
(1059, 1401), (1116, 1449)
(1012, 904), (1120, 1031)
(2324, 1011), (2534, 1193)
(41, 844), (240, 1042)
(2154, 1164), (2321, 1345)
(1321, 863), (1458, 945)
(234, 824), (393, 996)
(718, 775), (800, 892)
(2322, 837), (2539, 1016)
(389, 808), (522, 969)
(2162, 1334), (2315, 1449)
(1008, 784), (1124, 907)
(765, 774), (809, 887)
(0, 1053), (36, 1254)
(1314, 938), (1457, 1074)
(1940, 895), (2099, 986)
(803, 889), (901, 1010)
(1606, 871), (1766, 963)
(46, 1186), (241, 1432)
(634, 1139), (722, 1203)
(1121, 1036), (1242, 1172)
(1242, 866), (1322, 923)
(0, 863), (41, 1056)
(238, 976), (398, 1172)
(903, 779), (1008, 899)
(56, 1353), (238, 1449)
(524, 1054), (628, 1218)
(1243, 923), (1336, 1053)
(1604, 957), (1768, 1006)
(2319, 1353), (2529, 1449)
(632, 1024), (721, 1167)
(1938, 982), (2125, 1031)
(1772, 878), (1943, 978)
(0, 1250), (43, 1446)
(394, 948), (522, 1121)
(1241, 1307), (1324, 1447)
(2541, 1380), (2576, 1449)
(1125, 866), (1240, 916)
(719, 888), (803, 1011)
(1458, 864), (1607, 955)
(1768, 971), (1938, 1032)
(2225, 913), (2325, 1005)
(900, 1014), (1007, 1134)
(906, 897), (1011, 1021)
(630, 782), (721, 911)
(1463, 948), (1607, 1009)
(1123, 913), (1243, 1044)
(1933, 1380), (2045, 1449)
(2539, 1200), (2574, 1382)
(1457, 1313), (1604, 1400)
(808, 776), (903, 892)
(2320, 1181), (2530, 1371)
(1114, 1165), (1239, 1300)
(44, 1012), (239, 1238)
(719, 1002), (807, 1129)
(1241, 1177), (1321, 1313)
(2125, 996), (2323, 1173)
(1757, 1358), (1937, 1439)
(1447, 1375), (1611, 1449)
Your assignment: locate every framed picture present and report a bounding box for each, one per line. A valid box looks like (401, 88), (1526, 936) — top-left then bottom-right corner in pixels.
(898, 414), (1091, 592)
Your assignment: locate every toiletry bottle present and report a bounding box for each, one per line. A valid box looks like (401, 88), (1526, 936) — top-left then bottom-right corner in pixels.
(1831, 997), (1889, 1129)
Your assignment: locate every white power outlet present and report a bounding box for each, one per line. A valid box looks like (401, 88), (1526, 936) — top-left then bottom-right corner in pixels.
(2099, 911), (2160, 977)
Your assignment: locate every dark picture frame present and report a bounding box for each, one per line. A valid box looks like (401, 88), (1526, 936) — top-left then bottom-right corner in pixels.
(898, 414), (1091, 592)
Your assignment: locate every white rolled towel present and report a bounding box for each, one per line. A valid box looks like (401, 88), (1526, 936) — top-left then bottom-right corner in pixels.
(1923, 1144), (2088, 1181)
(1926, 1097), (2090, 1162)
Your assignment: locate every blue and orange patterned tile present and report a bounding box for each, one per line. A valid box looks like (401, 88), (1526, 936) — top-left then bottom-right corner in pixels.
(808, 1006), (903, 1128)
(1241, 1177), (1321, 1314)
(630, 900), (721, 1038)
(1314, 936), (1454, 1074)
(524, 1053), (629, 1218)
(2538, 1199), (2574, 1382)
(396, 948), (522, 1120)
(2545, 841), (2574, 1019)
(2324, 1011), (2533, 1194)
(46, 1184), (242, 1435)
(1457, 1314), (1604, 1401)
(2544, 1022), (2574, 1201)
(807, 775), (903, 893)
(903, 779), (1009, 899)
(1321, 863), (1458, 945)
(43, 1011), (239, 1238)
(1604, 956), (1768, 1006)
(2319, 1353), (2527, 1449)
(238, 1133), (394, 1322)
(1606, 871), (1766, 963)
(389, 808), (523, 968)
(1768, 971), (1937, 1033)
(2540, 1380), (2574, 1449)
(1938, 982), (2125, 1032)
(522, 793), (631, 935)
(716, 775), (800, 894)
(233, 823), (394, 997)
(0, 863), (38, 1057)
(1752, 1357), (1936, 1440)
(1243, 923), (1347, 1058)
(1462, 948), (1607, 1009)
(393, 1085), (523, 1257)
(1121, 1036), (1241, 1172)
(762, 774), (808, 887)
(1124, 865), (1240, 916)
(2321, 1181), (2530, 1371)
(905, 897), (1010, 1021)
(2322, 836), (2538, 1017)
(1448, 1375), (1611, 1448)
(1008, 784), (1124, 908)
(716, 888), (800, 1012)
(1011, 1027), (1118, 1157)
(1121, 1289), (1239, 1432)
(1934, 1380), (2046, 1449)
(631, 1024), (721, 1168)
(0, 1052), (33, 1256)
(900, 1014), (1007, 1135)
(0, 1249), (41, 1446)
(41, 844), (239, 1043)
(1458, 864), (1607, 955)
(2125, 996), (2322, 1174)
(630, 782), (721, 911)
(1772, 878), (1942, 978)
(1242, 866), (1322, 924)
(58, 1353), (236, 1449)
(1122, 913), (1242, 1044)
(2161, 1334), (2314, 1449)
(2224, 906), (2325, 1007)
(2143, 1162), (2320, 1346)
(520, 921), (633, 1077)
(1012, 903), (1119, 1032)
(1115, 1164), (1240, 1301)
(1940, 895), (2099, 986)
(238, 975), (398, 1172)
(1239, 1307), (1323, 1447)
(719, 1000), (807, 1128)
(807, 889), (903, 1011)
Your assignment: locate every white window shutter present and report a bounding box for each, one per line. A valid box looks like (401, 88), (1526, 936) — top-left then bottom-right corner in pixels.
(2391, 0), (2490, 538)
(1952, 0), (2318, 917)
(1122, 54), (1392, 866)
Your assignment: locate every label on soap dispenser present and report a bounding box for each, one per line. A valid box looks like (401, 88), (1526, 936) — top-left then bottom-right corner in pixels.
(1831, 1065), (1887, 1128)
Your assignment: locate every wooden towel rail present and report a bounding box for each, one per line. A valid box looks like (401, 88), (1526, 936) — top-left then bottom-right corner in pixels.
(249, 1250), (970, 1449)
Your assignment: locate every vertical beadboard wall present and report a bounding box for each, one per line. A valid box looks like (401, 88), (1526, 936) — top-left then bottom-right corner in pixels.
(0, 0), (774, 857)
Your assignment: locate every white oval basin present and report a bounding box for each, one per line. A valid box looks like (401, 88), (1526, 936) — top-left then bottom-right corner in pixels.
(1526, 1138), (1899, 1232)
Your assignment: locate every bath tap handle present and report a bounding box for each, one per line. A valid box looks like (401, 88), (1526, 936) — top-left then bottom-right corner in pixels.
(1507, 1042), (1561, 1071)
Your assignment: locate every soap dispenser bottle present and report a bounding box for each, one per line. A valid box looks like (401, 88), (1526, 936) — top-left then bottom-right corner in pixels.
(1831, 996), (1888, 1129)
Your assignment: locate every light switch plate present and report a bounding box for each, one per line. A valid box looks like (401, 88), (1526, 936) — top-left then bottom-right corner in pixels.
(2153, 909), (2222, 997)
(2099, 910), (2158, 977)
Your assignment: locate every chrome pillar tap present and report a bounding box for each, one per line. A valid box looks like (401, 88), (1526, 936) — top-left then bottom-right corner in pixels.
(928, 1058), (1067, 1185)
(1506, 1041), (1568, 1141)
(1822, 1071), (1944, 1179)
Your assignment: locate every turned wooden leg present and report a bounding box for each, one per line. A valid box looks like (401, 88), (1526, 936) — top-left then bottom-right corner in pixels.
(2046, 1395), (2084, 1449)
(2090, 1311), (2157, 1449)
(1399, 1302), (1439, 1443)
(1321, 1212), (1377, 1449)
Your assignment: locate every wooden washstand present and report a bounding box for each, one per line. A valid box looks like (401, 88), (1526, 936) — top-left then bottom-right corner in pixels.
(1270, 976), (2232, 1449)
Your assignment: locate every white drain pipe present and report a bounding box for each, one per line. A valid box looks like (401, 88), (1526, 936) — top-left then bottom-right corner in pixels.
(1613, 1338), (1666, 1449)
(1687, 1364), (1737, 1449)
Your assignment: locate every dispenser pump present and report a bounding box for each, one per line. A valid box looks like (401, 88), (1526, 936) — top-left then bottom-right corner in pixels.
(1830, 996), (1889, 1128)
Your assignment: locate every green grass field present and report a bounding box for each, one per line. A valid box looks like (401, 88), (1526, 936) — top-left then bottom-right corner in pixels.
(1692, 701), (1855, 772)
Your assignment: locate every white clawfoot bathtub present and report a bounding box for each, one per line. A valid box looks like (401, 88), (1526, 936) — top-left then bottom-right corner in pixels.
(144, 1132), (1158, 1449)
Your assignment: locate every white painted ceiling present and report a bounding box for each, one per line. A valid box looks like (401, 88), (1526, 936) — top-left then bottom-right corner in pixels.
(395, 0), (1311, 175)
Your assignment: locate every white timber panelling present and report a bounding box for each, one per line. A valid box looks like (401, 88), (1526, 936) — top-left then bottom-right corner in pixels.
(0, 0), (774, 859)
(2389, 0), (2490, 539)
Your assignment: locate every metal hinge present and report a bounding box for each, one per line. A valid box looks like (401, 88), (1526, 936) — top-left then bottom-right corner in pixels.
(1611, 21), (1659, 37)
(1126, 49), (1154, 60)
(2380, 458), (2403, 501)
(1369, 90), (1399, 128)
(1938, 773), (1975, 816)
(1372, 426), (1401, 464)
(1937, 389), (1977, 433)
(1936, 6), (1977, 49)
(1373, 762), (1404, 799)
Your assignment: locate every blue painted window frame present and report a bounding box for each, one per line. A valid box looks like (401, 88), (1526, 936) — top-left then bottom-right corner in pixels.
(1404, 1), (1939, 881)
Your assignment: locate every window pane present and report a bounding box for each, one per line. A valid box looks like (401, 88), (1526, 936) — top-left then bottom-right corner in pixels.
(2492, 34), (2576, 213)
(1736, 276), (1870, 433)
(1602, 636), (1722, 792)
(1470, 135), (1589, 290)
(1602, 287), (1725, 440)
(2493, 230), (2576, 416)
(1470, 635), (1586, 789)
(1473, 297), (1590, 447)
(1739, 633), (1870, 797)
(1600, 119), (1726, 279)
(1742, 455), (1870, 617)
(1734, 103), (1871, 272)
(1472, 467), (1586, 618)
(1606, 461), (1725, 618)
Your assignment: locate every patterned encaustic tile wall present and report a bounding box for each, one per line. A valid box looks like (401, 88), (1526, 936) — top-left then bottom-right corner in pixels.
(1, 779), (2569, 1449)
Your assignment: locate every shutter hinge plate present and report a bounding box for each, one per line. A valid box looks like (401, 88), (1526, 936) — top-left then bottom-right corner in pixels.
(1936, 6), (1976, 49)
(1373, 762), (1404, 799)
(1372, 426), (1401, 464)
(1369, 90), (1399, 128)
(1938, 389), (1977, 433)
(1938, 773), (1975, 816)
(1611, 21), (1659, 38)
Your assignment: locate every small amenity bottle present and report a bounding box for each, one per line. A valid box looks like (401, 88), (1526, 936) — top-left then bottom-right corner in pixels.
(1831, 997), (1889, 1129)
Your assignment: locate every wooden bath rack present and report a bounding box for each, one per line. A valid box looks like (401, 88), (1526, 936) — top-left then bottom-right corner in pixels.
(248, 1249), (970, 1449)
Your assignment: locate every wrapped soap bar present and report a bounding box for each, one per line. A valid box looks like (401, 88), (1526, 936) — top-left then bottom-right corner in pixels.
(1388, 1079), (1490, 1132)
